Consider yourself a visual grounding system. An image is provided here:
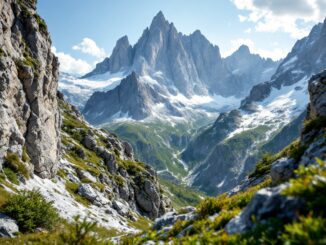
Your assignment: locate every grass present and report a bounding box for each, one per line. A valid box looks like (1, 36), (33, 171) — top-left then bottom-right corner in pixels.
(128, 216), (152, 231)
(3, 168), (19, 185)
(159, 178), (205, 209)
(249, 139), (306, 178)
(302, 116), (326, 135)
(4, 152), (30, 179)
(0, 47), (4, 57)
(104, 120), (204, 178)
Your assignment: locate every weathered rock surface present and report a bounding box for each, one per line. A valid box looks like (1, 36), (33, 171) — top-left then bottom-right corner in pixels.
(0, 0), (60, 178)
(307, 69), (326, 119)
(153, 210), (197, 231)
(0, 214), (19, 238)
(226, 185), (303, 234)
(270, 158), (295, 185)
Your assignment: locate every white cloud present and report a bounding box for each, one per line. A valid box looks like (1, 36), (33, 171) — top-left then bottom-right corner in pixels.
(222, 38), (287, 60)
(73, 38), (106, 58)
(238, 15), (248, 22)
(232, 0), (325, 39)
(51, 47), (92, 75)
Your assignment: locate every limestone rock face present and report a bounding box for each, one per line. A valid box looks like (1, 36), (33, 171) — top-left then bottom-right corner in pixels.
(0, 0), (60, 178)
(307, 69), (326, 119)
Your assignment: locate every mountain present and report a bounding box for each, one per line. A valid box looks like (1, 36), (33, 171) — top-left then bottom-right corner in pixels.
(183, 19), (326, 195)
(241, 19), (326, 109)
(79, 11), (278, 123)
(224, 45), (280, 96)
(0, 0), (174, 240)
(126, 69), (326, 243)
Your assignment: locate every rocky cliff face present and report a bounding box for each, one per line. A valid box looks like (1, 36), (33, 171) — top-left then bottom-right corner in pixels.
(0, 0), (60, 178)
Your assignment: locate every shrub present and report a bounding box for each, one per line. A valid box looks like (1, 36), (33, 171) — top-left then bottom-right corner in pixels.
(282, 216), (326, 244)
(249, 153), (276, 178)
(302, 116), (326, 135)
(1, 190), (59, 232)
(3, 167), (19, 185)
(59, 216), (102, 245)
(282, 159), (326, 216)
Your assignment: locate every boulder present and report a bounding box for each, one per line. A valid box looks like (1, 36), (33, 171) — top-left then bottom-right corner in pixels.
(82, 135), (97, 151)
(0, 214), (19, 238)
(270, 158), (295, 185)
(153, 211), (197, 230)
(122, 141), (134, 159)
(226, 184), (303, 234)
(113, 200), (129, 217)
(307, 70), (326, 119)
(76, 169), (97, 183)
(78, 184), (98, 202)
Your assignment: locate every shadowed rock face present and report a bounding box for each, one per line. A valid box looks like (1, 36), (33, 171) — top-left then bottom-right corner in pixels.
(0, 0), (60, 178)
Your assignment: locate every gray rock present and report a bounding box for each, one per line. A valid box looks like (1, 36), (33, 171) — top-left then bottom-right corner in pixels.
(153, 211), (197, 231)
(112, 200), (129, 217)
(122, 141), (134, 159)
(226, 184), (303, 234)
(67, 173), (80, 183)
(0, 214), (19, 238)
(82, 135), (97, 151)
(135, 179), (161, 219)
(0, 0), (60, 178)
(76, 169), (97, 183)
(307, 70), (326, 119)
(270, 158), (295, 185)
(78, 184), (98, 202)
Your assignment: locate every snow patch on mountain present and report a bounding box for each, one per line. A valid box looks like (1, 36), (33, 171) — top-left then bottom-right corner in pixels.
(227, 76), (309, 139)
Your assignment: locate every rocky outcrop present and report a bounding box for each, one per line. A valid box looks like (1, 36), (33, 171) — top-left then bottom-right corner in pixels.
(61, 100), (172, 219)
(226, 185), (302, 234)
(0, 0), (60, 178)
(307, 69), (326, 119)
(0, 214), (19, 238)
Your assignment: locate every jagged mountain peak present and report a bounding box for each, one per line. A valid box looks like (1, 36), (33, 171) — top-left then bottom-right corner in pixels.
(116, 35), (130, 47)
(235, 45), (251, 55)
(150, 11), (170, 30)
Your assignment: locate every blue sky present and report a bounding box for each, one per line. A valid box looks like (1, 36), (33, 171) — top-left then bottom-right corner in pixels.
(38, 0), (325, 75)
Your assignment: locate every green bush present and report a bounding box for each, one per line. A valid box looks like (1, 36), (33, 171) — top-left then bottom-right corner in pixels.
(282, 216), (326, 244)
(3, 167), (19, 185)
(282, 159), (326, 216)
(249, 153), (276, 178)
(1, 190), (59, 232)
(59, 216), (103, 245)
(302, 116), (326, 135)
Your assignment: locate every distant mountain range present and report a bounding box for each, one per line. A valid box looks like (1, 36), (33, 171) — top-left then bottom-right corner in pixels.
(183, 18), (326, 194)
(59, 12), (326, 195)
(77, 11), (279, 123)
